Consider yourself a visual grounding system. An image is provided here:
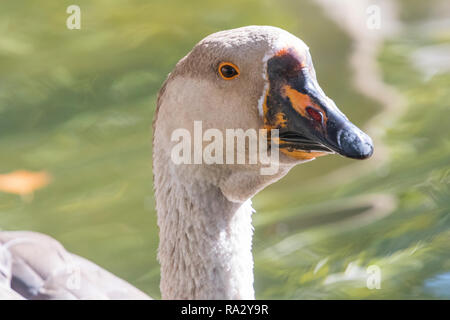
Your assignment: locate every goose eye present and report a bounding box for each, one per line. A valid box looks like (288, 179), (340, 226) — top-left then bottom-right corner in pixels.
(218, 62), (240, 80)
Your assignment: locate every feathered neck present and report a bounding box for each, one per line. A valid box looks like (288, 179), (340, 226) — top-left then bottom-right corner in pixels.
(153, 157), (256, 299)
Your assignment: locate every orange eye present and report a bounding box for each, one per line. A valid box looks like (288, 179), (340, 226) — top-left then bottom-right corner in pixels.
(218, 62), (240, 80)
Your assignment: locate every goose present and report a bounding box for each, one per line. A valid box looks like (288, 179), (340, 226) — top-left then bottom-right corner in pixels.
(0, 26), (373, 300)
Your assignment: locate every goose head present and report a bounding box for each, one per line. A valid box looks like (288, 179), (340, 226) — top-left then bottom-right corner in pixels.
(153, 26), (373, 202)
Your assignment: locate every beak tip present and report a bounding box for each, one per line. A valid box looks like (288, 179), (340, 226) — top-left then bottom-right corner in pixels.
(337, 128), (374, 160)
(352, 141), (374, 160)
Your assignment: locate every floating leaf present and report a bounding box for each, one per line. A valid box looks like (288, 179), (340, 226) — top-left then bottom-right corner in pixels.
(0, 170), (51, 196)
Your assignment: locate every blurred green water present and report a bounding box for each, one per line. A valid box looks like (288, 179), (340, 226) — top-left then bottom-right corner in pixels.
(0, 0), (448, 299)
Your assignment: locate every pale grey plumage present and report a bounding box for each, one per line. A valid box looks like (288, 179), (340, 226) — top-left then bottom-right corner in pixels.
(0, 231), (150, 299)
(0, 241), (24, 299)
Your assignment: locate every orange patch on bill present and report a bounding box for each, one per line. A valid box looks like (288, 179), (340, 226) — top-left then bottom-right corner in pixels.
(282, 85), (328, 124)
(280, 148), (326, 160)
(274, 112), (287, 128)
(275, 48), (307, 68)
(275, 48), (289, 57)
(0, 170), (51, 196)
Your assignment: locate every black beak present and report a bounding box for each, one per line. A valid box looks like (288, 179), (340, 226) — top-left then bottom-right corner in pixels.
(265, 52), (373, 160)
(325, 114), (374, 160)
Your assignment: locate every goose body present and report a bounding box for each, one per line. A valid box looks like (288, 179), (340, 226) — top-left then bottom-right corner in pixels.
(0, 26), (372, 300)
(0, 231), (149, 299)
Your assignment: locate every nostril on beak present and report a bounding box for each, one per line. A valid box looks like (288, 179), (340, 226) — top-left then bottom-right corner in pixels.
(306, 106), (324, 126)
(337, 127), (374, 159)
